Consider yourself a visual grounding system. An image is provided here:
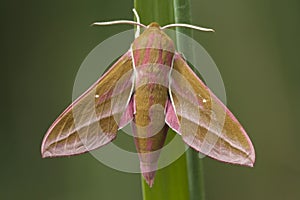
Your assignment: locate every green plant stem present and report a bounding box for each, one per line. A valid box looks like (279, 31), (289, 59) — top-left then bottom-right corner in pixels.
(134, 1), (190, 200)
(134, 0), (174, 25)
(174, 1), (206, 200)
(134, 1), (206, 200)
(185, 149), (206, 200)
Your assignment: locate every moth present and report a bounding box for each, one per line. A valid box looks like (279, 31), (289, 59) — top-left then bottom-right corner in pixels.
(41, 10), (255, 187)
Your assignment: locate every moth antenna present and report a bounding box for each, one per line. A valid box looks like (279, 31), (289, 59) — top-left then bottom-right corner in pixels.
(161, 23), (215, 32)
(132, 8), (141, 38)
(92, 20), (146, 28)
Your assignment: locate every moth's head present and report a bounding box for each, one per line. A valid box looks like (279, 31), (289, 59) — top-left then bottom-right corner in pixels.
(148, 22), (161, 29)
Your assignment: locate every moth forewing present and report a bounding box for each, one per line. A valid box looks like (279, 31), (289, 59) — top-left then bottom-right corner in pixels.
(41, 52), (135, 158)
(166, 54), (255, 166)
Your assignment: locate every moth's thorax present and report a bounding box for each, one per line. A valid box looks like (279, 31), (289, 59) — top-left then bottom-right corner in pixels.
(131, 26), (175, 67)
(132, 26), (175, 52)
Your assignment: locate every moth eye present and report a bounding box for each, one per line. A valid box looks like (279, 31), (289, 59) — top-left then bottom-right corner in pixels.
(95, 94), (100, 98)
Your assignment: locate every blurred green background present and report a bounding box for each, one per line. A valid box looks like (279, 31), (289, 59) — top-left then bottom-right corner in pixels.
(2, 0), (300, 199)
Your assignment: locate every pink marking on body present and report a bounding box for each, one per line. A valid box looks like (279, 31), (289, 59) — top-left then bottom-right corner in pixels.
(157, 48), (163, 64)
(148, 90), (155, 103)
(166, 52), (173, 66)
(146, 140), (153, 151)
(141, 33), (155, 65)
